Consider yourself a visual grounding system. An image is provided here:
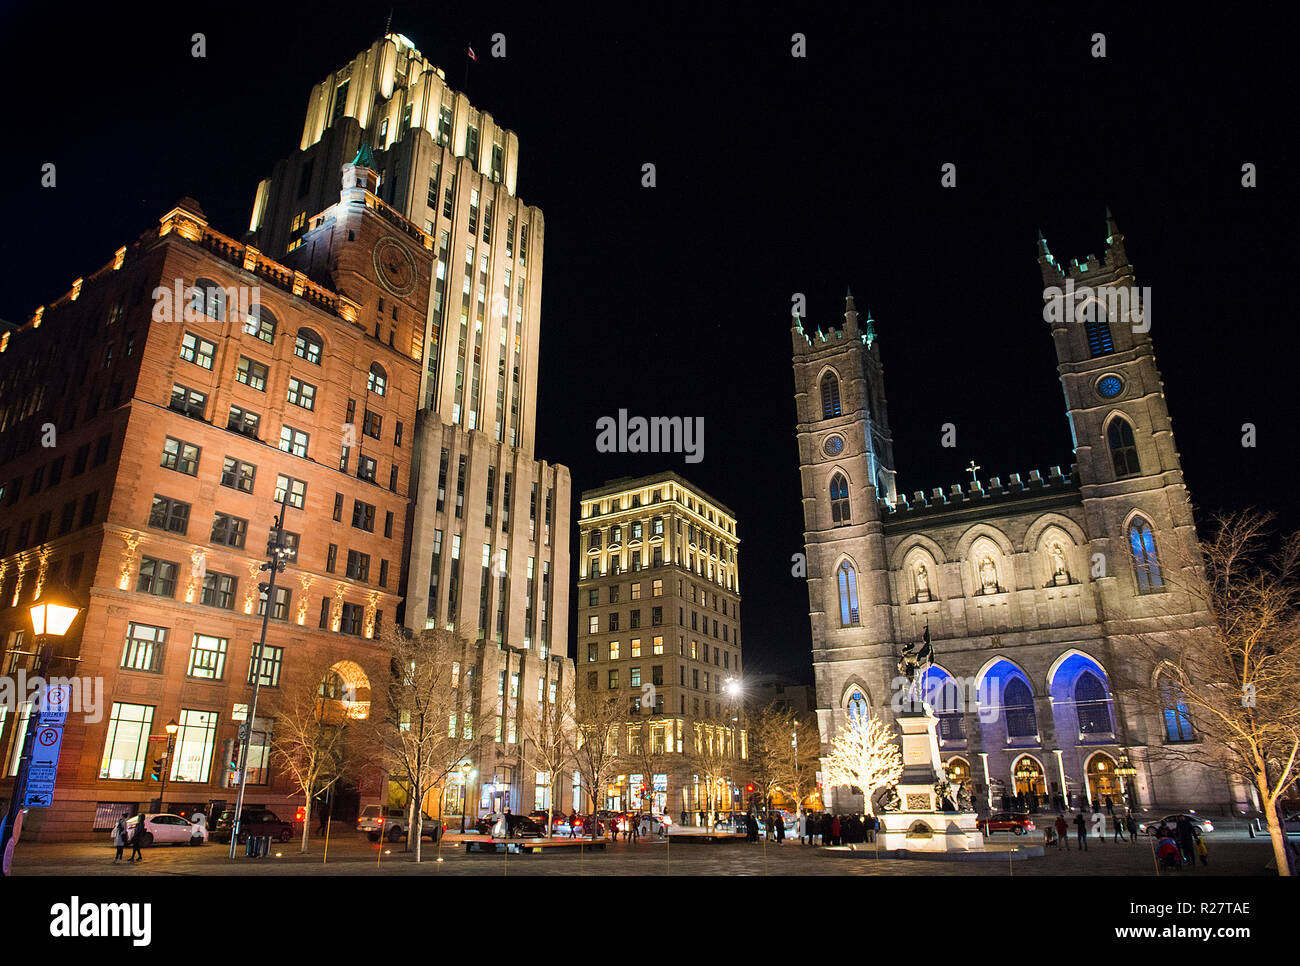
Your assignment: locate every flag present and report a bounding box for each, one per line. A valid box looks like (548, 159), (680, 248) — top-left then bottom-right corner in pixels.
(467, 44), (477, 62)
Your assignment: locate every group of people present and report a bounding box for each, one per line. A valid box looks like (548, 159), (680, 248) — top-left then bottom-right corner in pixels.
(1045, 809), (1139, 850)
(792, 811), (878, 845)
(1152, 816), (1209, 869)
(111, 809), (209, 863)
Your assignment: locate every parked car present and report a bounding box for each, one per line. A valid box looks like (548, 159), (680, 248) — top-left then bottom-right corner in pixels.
(1137, 814), (1215, 836)
(1284, 812), (1300, 835)
(978, 812), (1037, 835)
(110, 813), (208, 847)
(596, 810), (629, 834)
(473, 813), (547, 838)
(357, 804), (441, 843)
(211, 807), (295, 844)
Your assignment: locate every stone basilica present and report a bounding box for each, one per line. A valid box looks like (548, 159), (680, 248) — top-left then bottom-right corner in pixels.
(791, 215), (1244, 815)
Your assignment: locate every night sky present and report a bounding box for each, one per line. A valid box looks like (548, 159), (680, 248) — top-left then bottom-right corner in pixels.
(3, 4), (1295, 680)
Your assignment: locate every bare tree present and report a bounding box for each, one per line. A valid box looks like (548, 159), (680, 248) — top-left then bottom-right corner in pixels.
(518, 659), (576, 835)
(265, 657), (366, 853)
(374, 626), (487, 862)
(619, 711), (670, 826)
(687, 716), (741, 829)
(1128, 511), (1300, 875)
(748, 703), (822, 823)
(569, 686), (626, 827)
(823, 712), (904, 817)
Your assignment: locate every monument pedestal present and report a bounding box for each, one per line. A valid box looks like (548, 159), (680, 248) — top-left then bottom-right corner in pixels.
(875, 706), (985, 853)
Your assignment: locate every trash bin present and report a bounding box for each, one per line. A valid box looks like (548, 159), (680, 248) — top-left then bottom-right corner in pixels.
(245, 835), (257, 857)
(245, 834), (270, 857)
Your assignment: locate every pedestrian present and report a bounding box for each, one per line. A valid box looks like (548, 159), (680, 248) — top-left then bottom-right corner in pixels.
(631, 813), (640, 843)
(831, 814), (842, 847)
(680, 808), (688, 827)
(568, 810), (578, 838)
(1112, 813), (1127, 842)
(1176, 816), (1197, 868)
(1105, 795), (1115, 818)
(1054, 813), (1069, 850)
(775, 812), (785, 844)
(128, 815), (145, 862)
(866, 814), (876, 843)
(1074, 811), (1088, 851)
(797, 810), (807, 845)
(1044, 823), (1056, 848)
(316, 799), (330, 836)
(113, 812), (129, 863)
(1196, 832), (1208, 867)
(1126, 812), (1138, 843)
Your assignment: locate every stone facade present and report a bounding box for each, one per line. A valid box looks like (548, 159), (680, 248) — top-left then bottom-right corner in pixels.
(792, 217), (1246, 816)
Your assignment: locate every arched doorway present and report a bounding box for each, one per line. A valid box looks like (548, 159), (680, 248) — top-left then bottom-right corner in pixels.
(1085, 752), (1125, 808)
(1012, 755), (1047, 799)
(945, 757), (971, 784)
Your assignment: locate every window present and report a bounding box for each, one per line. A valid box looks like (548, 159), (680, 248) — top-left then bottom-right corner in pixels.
(248, 645), (283, 687)
(653, 636), (664, 655)
(837, 562), (860, 626)
(609, 641), (621, 660)
(228, 406), (261, 438)
(99, 702), (154, 780)
(275, 475), (306, 509)
(286, 378), (316, 410)
(333, 493), (343, 522)
(1108, 418), (1141, 478)
(137, 557), (178, 597)
(149, 495), (191, 534)
(1085, 309), (1115, 356)
(1074, 671), (1112, 734)
(294, 327), (323, 364)
(363, 409), (382, 439)
(200, 572), (237, 610)
(820, 371), (842, 418)
(221, 457), (256, 493)
(340, 602), (364, 635)
(245, 305), (276, 343)
(357, 456), (377, 483)
(172, 709), (218, 783)
(368, 363), (387, 396)
(235, 356), (268, 391)
(279, 425), (310, 458)
(351, 500), (376, 532)
(1128, 517), (1163, 593)
(161, 437), (200, 476)
(170, 384), (207, 419)
(608, 670), (619, 690)
(588, 615), (599, 634)
(187, 634), (228, 679)
(258, 586), (292, 622)
(830, 473), (851, 524)
(121, 623), (166, 673)
(1003, 678), (1038, 739)
(210, 512), (248, 548)
(180, 332), (216, 369)
(847, 691), (869, 731)
(1160, 676), (1196, 742)
(346, 550), (371, 581)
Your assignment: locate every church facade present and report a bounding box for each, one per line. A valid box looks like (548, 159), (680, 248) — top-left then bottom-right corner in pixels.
(791, 215), (1247, 816)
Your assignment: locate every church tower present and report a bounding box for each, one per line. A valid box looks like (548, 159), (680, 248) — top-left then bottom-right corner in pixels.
(1038, 213), (1203, 614)
(791, 293), (897, 745)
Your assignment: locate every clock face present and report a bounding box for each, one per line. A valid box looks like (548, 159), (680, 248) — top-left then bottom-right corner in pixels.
(823, 435), (844, 456)
(372, 237), (417, 297)
(1096, 374), (1124, 399)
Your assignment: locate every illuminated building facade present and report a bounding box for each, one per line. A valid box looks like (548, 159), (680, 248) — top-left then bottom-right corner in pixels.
(792, 218), (1244, 815)
(577, 472), (745, 822)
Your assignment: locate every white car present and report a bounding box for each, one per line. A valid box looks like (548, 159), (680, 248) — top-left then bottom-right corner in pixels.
(112, 813), (208, 847)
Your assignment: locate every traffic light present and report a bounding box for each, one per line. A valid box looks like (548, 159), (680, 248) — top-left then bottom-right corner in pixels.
(746, 783), (755, 795)
(150, 757), (165, 781)
(221, 739), (237, 788)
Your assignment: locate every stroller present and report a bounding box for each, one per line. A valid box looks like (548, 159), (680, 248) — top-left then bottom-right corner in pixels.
(1155, 837), (1182, 870)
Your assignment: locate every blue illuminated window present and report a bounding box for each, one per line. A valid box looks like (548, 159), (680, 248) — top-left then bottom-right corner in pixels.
(1097, 375), (1123, 398)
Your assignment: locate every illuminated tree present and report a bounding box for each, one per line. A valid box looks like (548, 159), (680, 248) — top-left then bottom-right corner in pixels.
(823, 712), (903, 817)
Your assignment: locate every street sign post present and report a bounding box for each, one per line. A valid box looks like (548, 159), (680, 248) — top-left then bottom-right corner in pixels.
(23, 721), (65, 808)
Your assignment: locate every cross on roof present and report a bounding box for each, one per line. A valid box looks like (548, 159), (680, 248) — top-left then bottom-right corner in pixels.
(966, 461), (981, 487)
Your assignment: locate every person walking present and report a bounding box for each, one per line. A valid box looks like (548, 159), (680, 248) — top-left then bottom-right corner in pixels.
(1126, 811), (1139, 843)
(316, 798), (330, 836)
(1112, 812), (1127, 842)
(1074, 811), (1088, 852)
(1176, 816), (1197, 868)
(1055, 813), (1069, 850)
(831, 815), (842, 847)
(774, 813), (785, 845)
(113, 812), (129, 863)
(797, 810), (807, 845)
(568, 810), (578, 838)
(631, 814), (640, 843)
(128, 815), (146, 863)
(1105, 795), (1115, 818)
(1195, 831), (1208, 867)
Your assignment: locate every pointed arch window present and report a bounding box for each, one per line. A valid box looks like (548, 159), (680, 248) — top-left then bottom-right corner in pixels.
(1159, 676), (1195, 742)
(1128, 516), (1163, 594)
(1084, 308), (1114, 356)
(1108, 417), (1141, 478)
(820, 372), (842, 419)
(846, 691), (868, 731)
(837, 562), (860, 627)
(830, 473), (851, 525)
(1074, 671), (1112, 735)
(1003, 678), (1037, 739)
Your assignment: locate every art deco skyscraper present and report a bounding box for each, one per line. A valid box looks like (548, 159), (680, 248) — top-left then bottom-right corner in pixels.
(250, 32), (569, 657)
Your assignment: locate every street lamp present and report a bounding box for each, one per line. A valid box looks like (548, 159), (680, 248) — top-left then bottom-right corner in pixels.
(155, 720), (179, 813)
(0, 584), (83, 877)
(459, 762), (472, 832)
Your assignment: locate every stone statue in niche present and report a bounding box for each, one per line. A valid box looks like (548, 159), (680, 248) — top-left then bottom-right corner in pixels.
(1048, 541), (1070, 585)
(977, 555), (999, 595)
(914, 563), (931, 602)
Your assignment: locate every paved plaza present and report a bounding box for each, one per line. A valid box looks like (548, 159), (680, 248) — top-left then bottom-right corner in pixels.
(12, 823), (1281, 876)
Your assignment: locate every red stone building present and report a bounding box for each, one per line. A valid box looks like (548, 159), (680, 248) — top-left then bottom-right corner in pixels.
(0, 156), (427, 838)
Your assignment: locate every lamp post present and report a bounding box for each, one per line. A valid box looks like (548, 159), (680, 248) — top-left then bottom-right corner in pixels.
(459, 762), (472, 832)
(228, 497), (292, 858)
(0, 584), (82, 877)
(154, 719), (179, 813)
